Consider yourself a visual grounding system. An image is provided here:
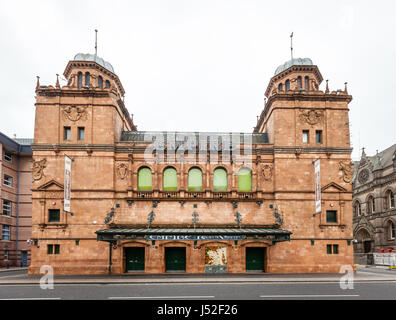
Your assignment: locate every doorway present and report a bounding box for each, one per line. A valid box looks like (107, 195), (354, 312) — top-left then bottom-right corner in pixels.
(125, 247), (145, 272)
(246, 247), (266, 272)
(165, 247), (186, 272)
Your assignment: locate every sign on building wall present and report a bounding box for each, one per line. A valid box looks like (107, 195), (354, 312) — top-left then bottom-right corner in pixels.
(146, 235), (244, 241)
(205, 247), (227, 273)
(314, 159), (321, 213)
(64, 155), (72, 212)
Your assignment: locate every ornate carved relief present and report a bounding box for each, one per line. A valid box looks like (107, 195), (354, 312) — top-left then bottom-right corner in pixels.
(116, 163), (128, 180)
(261, 164), (273, 181)
(299, 109), (324, 125)
(61, 106), (88, 122)
(32, 159), (47, 181)
(339, 160), (354, 183)
(358, 168), (370, 184)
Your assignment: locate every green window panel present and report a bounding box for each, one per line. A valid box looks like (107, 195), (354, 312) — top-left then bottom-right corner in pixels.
(238, 168), (252, 192)
(163, 167), (177, 191)
(213, 168), (227, 191)
(138, 167), (152, 191)
(188, 168), (203, 191)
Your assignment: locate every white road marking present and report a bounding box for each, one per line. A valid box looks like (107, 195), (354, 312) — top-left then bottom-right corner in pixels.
(259, 294), (360, 298)
(0, 298), (61, 300)
(108, 295), (215, 299)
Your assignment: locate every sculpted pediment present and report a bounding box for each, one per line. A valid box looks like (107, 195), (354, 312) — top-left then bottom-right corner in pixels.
(321, 182), (347, 193)
(36, 180), (64, 191)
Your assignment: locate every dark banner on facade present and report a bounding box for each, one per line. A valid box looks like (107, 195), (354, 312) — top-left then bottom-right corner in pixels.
(146, 235), (244, 241)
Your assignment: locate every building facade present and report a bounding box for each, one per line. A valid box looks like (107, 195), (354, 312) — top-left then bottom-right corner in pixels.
(29, 54), (354, 275)
(0, 132), (32, 267)
(352, 145), (396, 264)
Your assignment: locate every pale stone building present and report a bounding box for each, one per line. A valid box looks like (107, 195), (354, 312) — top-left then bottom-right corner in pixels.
(28, 54), (354, 274)
(352, 145), (396, 264)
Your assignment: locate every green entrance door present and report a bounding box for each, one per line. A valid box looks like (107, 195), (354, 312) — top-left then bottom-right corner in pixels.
(246, 247), (265, 272)
(165, 247), (186, 272)
(125, 247), (145, 272)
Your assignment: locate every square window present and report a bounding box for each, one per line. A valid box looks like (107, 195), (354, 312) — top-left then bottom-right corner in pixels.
(54, 245), (60, 255)
(4, 152), (12, 163)
(2, 200), (12, 216)
(315, 130), (323, 144)
(3, 174), (13, 187)
(48, 209), (60, 223)
(78, 127), (85, 141)
(326, 210), (337, 223)
(64, 127), (71, 141)
(2, 225), (10, 241)
(47, 244), (53, 255)
(302, 130), (309, 144)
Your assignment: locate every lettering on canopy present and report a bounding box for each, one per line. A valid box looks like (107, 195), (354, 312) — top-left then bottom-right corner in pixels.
(146, 235), (244, 241)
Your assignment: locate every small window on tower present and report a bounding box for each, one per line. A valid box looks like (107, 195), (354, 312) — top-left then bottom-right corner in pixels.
(315, 130), (323, 144)
(98, 76), (103, 89)
(285, 80), (290, 91)
(302, 130), (309, 144)
(105, 80), (110, 88)
(64, 127), (71, 141)
(78, 127), (85, 141)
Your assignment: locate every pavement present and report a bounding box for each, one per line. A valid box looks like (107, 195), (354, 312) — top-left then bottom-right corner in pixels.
(0, 265), (396, 285)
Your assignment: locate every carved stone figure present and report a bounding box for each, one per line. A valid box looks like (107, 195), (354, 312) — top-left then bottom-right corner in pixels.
(299, 109), (324, 125)
(339, 160), (354, 183)
(62, 106), (88, 122)
(32, 159), (47, 181)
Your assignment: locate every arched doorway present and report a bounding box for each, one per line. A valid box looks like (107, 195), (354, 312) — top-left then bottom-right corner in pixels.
(355, 228), (373, 253)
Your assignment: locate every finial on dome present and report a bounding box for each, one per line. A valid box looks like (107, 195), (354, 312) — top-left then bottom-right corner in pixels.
(56, 74), (60, 89)
(344, 82), (348, 94)
(325, 79), (329, 94)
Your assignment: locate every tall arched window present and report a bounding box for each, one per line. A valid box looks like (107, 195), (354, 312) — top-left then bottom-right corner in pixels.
(98, 76), (103, 89)
(297, 76), (302, 89)
(163, 167), (177, 191)
(138, 167), (152, 191)
(213, 168), (227, 191)
(285, 79), (290, 92)
(85, 72), (90, 87)
(77, 72), (83, 89)
(105, 80), (110, 88)
(188, 168), (203, 191)
(278, 83), (283, 91)
(305, 76), (310, 90)
(387, 190), (395, 209)
(238, 167), (252, 192)
(388, 221), (396, 239)
(353, 201), (361, 216)
(367, 196), (375, 214)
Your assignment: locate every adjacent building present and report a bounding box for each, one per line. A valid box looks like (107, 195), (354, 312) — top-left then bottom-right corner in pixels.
(0, 132), (33, 267)
(352, 145), (396, 264)
(28, 54), (354, 275)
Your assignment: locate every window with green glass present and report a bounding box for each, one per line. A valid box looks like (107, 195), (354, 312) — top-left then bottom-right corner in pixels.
(163, 167), (177, 191)
(238, 168), (252, 191)
(188, 168), (203, 191)
(138, 167), (152, 191)
(213, 168), (227, 191)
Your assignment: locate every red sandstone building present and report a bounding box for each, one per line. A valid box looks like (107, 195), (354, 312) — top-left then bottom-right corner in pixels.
(0, 132), (32, 268)
(29, 54), (354, 274)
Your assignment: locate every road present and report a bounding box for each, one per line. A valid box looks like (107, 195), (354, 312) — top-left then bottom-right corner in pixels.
(0, 268), (396, 300)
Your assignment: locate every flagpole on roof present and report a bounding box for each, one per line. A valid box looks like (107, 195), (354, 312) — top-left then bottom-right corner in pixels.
(290, 32), (294, 61)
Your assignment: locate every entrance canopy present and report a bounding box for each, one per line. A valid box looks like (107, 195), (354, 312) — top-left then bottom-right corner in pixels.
(96, 227), (292, 243)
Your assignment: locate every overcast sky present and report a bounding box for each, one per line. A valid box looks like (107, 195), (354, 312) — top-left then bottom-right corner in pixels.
(0, 0), (395, 160)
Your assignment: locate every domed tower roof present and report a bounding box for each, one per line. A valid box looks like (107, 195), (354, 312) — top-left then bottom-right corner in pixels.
(73, 53), (115, 74)
(274, 58), (313, 76)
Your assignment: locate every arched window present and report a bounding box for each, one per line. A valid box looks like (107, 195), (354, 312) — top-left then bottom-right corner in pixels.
(388, 221), (396, 239)
(188, 168), (203, 191)
(278, 83), (283, 91)
(105, 80), (110, 88)
(305, 76), (310, 90)
(353, 201), (361, 217)
(367, 196), (375, 214)
(77, 72), (83, 89)
(163, 167), (177, 191)
(387, 190), (395, 209)
(98, 76), (103, 89)
(238, 167), (252, 192)
(285, 79), (290, 92)
(85, 72), (90, 87)
(213, 168), (227, 191)
(137, 167), (152, 191)
(297, 76), (302, 89)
